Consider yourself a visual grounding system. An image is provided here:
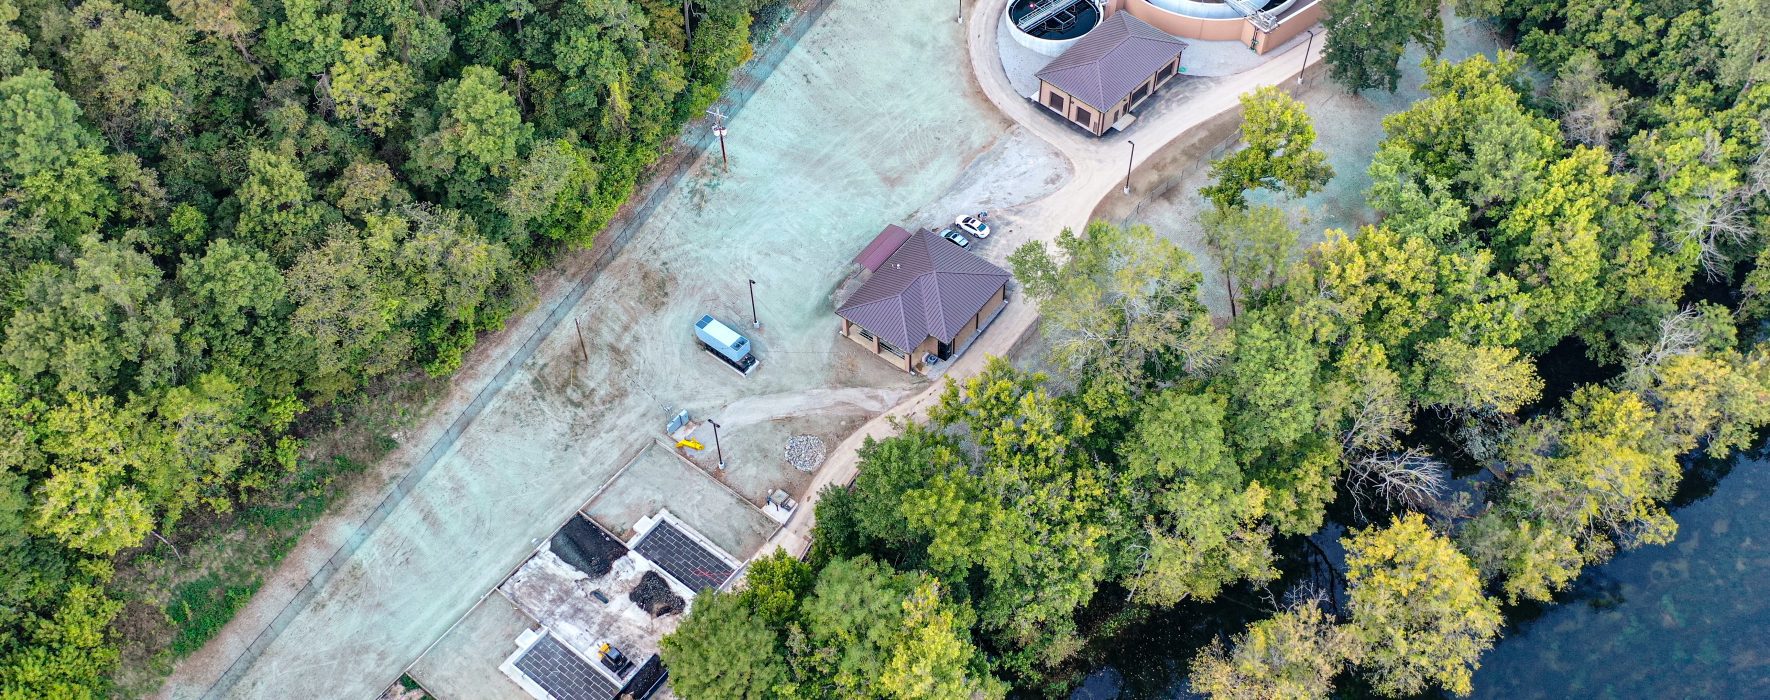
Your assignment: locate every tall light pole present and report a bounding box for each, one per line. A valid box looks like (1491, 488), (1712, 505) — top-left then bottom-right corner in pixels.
(747, 279), (759, 328)
(1299, 29), (1317, 85)
(708, 419), (725, 470)
(1122, 140), (1136, 195)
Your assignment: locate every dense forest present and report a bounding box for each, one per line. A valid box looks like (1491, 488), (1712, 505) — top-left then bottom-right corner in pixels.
(661, 0), (1770, 697)
(0, 0), (778, 694)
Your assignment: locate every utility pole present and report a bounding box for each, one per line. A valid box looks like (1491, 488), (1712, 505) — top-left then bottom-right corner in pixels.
(748, 279), (759, 328)
(1123, 140), (1136, 195)
(573, 316), (587, 360)
(706, 109), (729, 171)
(708, 420), (725, 470)
(1299, 30), (1317, 85)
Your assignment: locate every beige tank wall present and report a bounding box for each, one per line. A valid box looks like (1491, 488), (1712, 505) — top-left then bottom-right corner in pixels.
(1119, 0), (1248, 42)
(1250, 0), (1324, 54)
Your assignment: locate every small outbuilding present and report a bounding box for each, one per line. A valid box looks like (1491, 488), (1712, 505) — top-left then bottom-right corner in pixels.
(837, 227), (1011, 373)
(1035, 11), (1188, 135)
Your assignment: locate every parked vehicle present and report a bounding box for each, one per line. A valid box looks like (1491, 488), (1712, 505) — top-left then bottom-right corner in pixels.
(955, 214), (990, 239)
(694, 314), (758, 375)
(938, 228), (971, 249)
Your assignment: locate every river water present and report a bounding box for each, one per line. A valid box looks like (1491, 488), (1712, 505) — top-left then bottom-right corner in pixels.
(1073, 443), (1770, 699)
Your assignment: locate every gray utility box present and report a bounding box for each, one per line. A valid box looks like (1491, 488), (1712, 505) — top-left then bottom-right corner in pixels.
(694, 314), (758, 375)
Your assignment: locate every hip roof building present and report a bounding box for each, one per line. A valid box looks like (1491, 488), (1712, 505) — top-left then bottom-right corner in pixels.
(837, 226), (1012, 373)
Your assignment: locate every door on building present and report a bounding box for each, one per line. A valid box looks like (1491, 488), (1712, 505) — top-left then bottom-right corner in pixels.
(937, 339), (954, 360)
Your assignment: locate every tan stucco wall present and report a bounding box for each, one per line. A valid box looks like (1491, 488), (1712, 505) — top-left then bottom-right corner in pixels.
(1120, 0), (1248, 41)
(1037, 82), (1109, 135)
(1040, 55), (1179, 135)
(1249, 0), (1324, 54)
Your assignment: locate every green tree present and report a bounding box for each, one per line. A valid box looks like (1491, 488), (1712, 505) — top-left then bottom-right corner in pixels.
(1322, 0), (1443, 92)
(0, 71), (114, 242)
(2, 237), (181, 398)
(35, 394), (154, 556)
(1121, 390), (1276, 606)
(1202, 204), (1301, 314)
(234, 150), (328, 264)
(1202, 86), (1334, 208)
(408, 65), (532, 195)
(1009, 222), (1219, 389)
(735, 547), (811, 626)
(329, 37), (415, 136)
(65, 1), (197, 146)
(660, 590), (790, 699)
(1190, 600), (1359, 700)
(797, 557), (1002, 699)
(1344, 513), (1500, 697)
(1716, 0), (1770, 89)
(261, 0), (344, 79)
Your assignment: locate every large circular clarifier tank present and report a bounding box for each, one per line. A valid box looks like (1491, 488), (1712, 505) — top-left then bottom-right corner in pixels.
(1006, 0), (1103, 57)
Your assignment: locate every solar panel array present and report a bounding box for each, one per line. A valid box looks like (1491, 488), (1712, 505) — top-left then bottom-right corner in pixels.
(513, 634), (619, 700)
(633, 520), (734, 591)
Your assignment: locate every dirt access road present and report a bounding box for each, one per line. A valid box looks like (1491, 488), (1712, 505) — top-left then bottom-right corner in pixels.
(760, 0), (1327, 557)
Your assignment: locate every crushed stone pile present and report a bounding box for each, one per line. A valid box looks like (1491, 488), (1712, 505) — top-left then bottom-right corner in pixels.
(629, 571), (686, 617)
(785, 435), (826, 472)
(550, 516), (628, 578)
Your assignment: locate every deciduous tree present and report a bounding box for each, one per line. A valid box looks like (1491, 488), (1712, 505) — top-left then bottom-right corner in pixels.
(1202, 86), (1334, 209)
(1344, 513), (1499, 697)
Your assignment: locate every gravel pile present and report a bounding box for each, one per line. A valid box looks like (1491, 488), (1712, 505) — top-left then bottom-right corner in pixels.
(785, 435), (826, 472)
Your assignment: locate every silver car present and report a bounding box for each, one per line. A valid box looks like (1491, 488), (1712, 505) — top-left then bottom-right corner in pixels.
(938, 228), (971, 249)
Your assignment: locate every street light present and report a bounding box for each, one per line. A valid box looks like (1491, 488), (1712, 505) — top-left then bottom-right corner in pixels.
(1299, 29), (1317, 85)
(713, 124), (729, 170)
(708, 420), (725, 470)
(748, 279), (759, 328)
(1123, 140), (1136, 195)
(707, 109), (729, 171)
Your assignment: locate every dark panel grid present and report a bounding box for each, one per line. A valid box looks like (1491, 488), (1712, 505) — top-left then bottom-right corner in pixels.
(634, 521), (734, 591)
(514, 634), (619, 700)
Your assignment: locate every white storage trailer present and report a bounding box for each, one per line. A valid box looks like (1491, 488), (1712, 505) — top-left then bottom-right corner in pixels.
(694, 315), (758, 375)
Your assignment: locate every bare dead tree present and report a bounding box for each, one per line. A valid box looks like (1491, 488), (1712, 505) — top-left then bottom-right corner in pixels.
(1349, 448), (1449, 516)
(1625, 306), (1703, 388)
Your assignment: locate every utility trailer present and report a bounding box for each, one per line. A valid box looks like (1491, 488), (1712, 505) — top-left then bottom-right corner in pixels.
(694, 314), (758, 376)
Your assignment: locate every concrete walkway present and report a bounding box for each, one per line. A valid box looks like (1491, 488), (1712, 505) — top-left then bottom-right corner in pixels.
(761, 0), (1325, 558)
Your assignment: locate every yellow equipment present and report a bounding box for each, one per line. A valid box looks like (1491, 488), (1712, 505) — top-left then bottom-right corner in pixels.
(675, 439), (704, 450)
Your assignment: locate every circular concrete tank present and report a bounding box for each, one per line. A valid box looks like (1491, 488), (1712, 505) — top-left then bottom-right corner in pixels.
(1006, 0), (1104, 57)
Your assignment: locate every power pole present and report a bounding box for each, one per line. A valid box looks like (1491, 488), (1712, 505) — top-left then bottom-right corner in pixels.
(573, 317), (588, 360)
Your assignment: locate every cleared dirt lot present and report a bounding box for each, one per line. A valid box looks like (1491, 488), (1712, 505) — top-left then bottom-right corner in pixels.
(168, 0), (1024, 696)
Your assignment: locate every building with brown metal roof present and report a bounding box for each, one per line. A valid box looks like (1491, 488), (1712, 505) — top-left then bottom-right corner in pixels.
(1035, 11), (1187, 135)
(837, 227), (1012, 373)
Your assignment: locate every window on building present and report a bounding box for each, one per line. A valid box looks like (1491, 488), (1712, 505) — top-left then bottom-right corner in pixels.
(1046, 91), (1065, 112)
(1131, 82), (1150, 106)
(1074, 107), (1093, 130)
(855, 326), (874, 341)
(879, 341), (905, 358)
